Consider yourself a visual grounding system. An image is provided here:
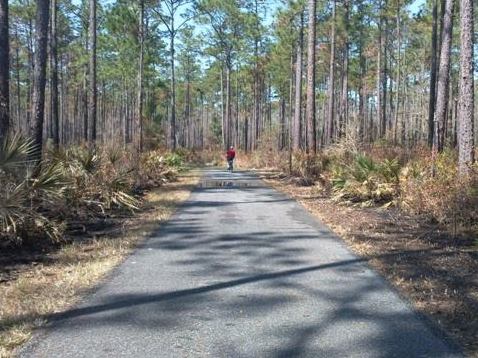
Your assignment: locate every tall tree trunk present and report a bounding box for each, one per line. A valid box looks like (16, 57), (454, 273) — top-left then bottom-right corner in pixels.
(220, 67), (225, 148)
(382, 19), (388, 135)
(235, 67), (240, 147)
(200, 91), (204, 149)
(393, 0), (401, 144)
(377, 0), (385, 137)
(293, 10), (304, 151)
(280, 97), (286, 149)
(305, 0), (316, 153)
(359, 45), (366, 140)
(0, 0), (8, 147)
(88, 0), (97, 143)
(15, 31), (21, 131)
(225, 62), (232, 149)
(135, 0), (144, 152)
(428, 0), (438, 147)
(339, 0), (349, 138)
(433, 0), (454, 154)
(186, 75), (191, 148)
(288, 54), (294, 173)
(50, 0), (59, 148)
(82, 75), (88, 142)
(27, 17), (34, 134)
(31, 0), (50, 164)
(457, 0), (474, 175)
(326, 0), (336, 145)
(169, 21), (176, 150)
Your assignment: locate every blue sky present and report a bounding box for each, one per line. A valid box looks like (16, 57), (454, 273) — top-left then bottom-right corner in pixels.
(408, 0), (426, 14)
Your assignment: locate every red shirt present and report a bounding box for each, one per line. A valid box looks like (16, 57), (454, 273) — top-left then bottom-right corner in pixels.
(226, 149), (236, 160)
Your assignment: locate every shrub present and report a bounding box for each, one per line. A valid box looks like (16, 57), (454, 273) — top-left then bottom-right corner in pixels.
(400, 151), (478, 228)
(0, 135), (66, 242)
(331, 154), (401, 204)
(1, 140), (188, 243)
(164, 152), (184, 168)
(137, 150), (178, 188)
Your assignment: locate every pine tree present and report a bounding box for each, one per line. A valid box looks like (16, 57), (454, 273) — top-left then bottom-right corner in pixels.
(433, 0), (454, 154)
(31, 0), (50, 164)
(305, 0), (316, 153)
(50, 0), (59, 148)
(293, 9), (304, 151)
(457, 0), (474, 175)
(135, 0), (144, 152)
(88, 0), (97, 143)
(0, 0), (8, 147)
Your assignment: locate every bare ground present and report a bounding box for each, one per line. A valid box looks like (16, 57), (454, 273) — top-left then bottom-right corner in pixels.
(259, 171), (478, 357)
(0, 172), (199, 357)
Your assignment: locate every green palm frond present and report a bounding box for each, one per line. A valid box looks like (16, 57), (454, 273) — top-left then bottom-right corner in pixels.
(350, 155), (377, 182)
(0, 182), (30, 233)
(378, 158), (401, 183)
(28, 163), (68, 201)
(0, 134), (37, 173)
(106, 146), (124, 166)
(76, 148), (101, 174)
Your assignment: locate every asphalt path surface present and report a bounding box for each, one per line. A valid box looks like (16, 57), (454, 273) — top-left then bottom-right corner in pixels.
(20, 169), (462, 357)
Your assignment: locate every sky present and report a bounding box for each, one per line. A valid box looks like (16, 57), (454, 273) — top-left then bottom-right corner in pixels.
(408, 0), (426, 14)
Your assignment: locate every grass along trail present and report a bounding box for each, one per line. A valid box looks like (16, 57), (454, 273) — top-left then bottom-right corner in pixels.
(0, 171), (200, 357)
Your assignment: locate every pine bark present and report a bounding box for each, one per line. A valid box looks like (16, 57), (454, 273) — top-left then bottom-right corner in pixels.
(88, 0), (97, 143)
(428, 0), (438, 147)
(225, 62), (232, 149)
(293, 10), (304, 151)
(169, 22), (176, 150)
(393, 0), (401, 144)
(457, 0), (474, 175)
(50, 0), (59, 148)
(0, 0), (8, 147)
(305, 0), (316, 153)
(339, 0), (349, 138)
(31, 0), (50, 164)
(135, 0), (144, 152)
(433, 0), (454, 154)
(326, 0), (336, 144)
(377, 0), (385, 137)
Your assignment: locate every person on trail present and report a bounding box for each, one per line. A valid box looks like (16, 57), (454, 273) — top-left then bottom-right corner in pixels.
(226, 146), (236, 172)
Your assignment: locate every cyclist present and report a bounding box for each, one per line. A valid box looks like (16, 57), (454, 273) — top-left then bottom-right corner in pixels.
(226, 146), (236, 172)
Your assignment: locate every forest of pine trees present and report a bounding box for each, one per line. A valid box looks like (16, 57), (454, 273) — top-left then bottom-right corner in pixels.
(0, 0), (476, 232)
(0, 0), (474, 169)
(0, 1), (477, 355)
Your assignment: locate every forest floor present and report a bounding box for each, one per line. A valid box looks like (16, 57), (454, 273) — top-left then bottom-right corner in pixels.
(258, 170), (478, 356)
(0, 171), (200, 357)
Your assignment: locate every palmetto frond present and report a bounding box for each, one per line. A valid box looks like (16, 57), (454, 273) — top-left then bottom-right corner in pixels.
(0, 134), (37, 174)
(0, 182), (30, 233)
(28, 163), (68, 202)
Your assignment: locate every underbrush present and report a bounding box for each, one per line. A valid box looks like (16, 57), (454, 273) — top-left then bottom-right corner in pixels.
(330, 154), (400, 205)
(0, 173), (199, 357)
(0, 136), (185, 244)
(400, 150), (478, 229)
(242, 139), (477, 232)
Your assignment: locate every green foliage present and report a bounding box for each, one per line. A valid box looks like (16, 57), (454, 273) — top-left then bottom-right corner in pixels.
(1, 139), (186, 243)
(0, 134), (36, 175)
(0, 137), (65, 242)
(164, 153), (184, 168)
(331, 154), (401, 204)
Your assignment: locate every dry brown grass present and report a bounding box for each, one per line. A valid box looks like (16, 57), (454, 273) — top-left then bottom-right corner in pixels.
(0, 172), (199, 358)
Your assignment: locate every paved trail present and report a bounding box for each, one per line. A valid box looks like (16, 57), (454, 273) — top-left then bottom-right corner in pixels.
(20, 169), (461, 357)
